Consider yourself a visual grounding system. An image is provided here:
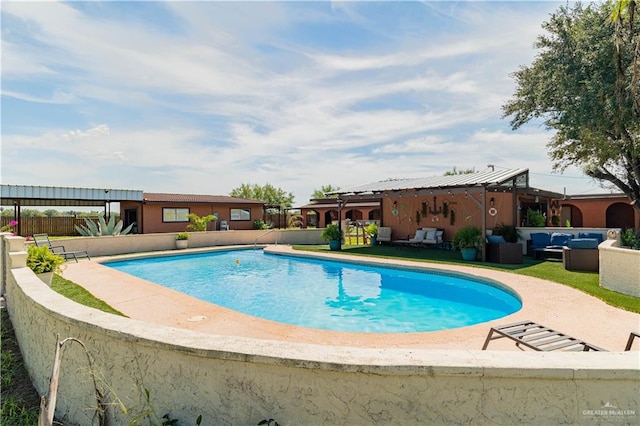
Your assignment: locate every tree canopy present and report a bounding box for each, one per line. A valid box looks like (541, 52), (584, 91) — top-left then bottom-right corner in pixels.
(503, 0), (640, 217)
(229, 183), (295, 209)
(312, 185), (340, 199)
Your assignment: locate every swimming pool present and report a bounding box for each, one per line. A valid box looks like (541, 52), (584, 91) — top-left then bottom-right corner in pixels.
(104, 250), (521, 333)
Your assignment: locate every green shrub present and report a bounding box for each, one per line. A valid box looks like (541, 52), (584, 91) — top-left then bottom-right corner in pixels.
(526, 210), (546, 227)
(453, 225), (482, 250)
(321, 224), (342, 241)
(186, 214), (217, 232)
(621, 228), (640, 249)
(253, 219), (269, 230)
(492, 223), (521, 243)
(365, 223), (378, 237)
(26, 245), (65, 274)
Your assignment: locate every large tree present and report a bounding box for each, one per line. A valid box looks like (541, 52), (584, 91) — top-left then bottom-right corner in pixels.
(229, 183), (294, 209)
(503, 0), (640, 221)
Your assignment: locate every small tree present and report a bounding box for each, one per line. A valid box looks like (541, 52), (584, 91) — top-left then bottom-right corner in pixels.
(312, 185), (340, 199)
(229, 183), (294, 209)
(186, 213), (217, 232)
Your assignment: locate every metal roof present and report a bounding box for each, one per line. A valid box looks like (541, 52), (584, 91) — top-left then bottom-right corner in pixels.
(143, 192), (264, 205)
(1, 184), (144, 207)
(331, 168), (530, 195)
(299, 201), (380, 210)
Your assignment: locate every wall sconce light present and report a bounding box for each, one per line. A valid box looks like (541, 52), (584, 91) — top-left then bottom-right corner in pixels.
(392, 201), (397, 209)
(490, 197), (495, 207)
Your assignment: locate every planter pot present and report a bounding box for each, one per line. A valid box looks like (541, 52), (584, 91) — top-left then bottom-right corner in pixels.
(370, 236), (377, 246)
(460, 248), (477, 261)
(37, 272), (54, 286)
(328, 240), (341, 251)
(176, 240), (189, 249)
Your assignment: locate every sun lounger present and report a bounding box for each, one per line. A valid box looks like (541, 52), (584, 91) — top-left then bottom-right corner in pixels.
(481, 320), (606, 351)
(625, 331), (640, 351)
(33, 233), (90, 263)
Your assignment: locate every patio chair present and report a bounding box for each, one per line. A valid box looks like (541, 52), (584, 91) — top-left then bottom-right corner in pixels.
(421, 229), (444, 247)
(32, 233), (91, 263)
(377, 227), (392, 244)
(481, 320), (606, 351)
(392, 228), (427, 247)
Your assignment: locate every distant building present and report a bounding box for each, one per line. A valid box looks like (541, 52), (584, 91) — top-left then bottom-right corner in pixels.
(120, 192), (265, 234)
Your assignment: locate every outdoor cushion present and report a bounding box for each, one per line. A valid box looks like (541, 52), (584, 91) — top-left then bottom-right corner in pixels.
(568, 238), (600, 250)
(550, 232), (573, 247)
(487, 235), (507, 244)
(578, 232), (604, 243)
(424, 229), (436, 241)
(530, 232), (551, 247)
(414, 229), (427, 240)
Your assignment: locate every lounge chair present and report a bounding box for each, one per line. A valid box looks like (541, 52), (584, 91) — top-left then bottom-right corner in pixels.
(625, 331), (640, 351)
(377, 227), (392, 244)
(33, 233), (91, 263)
(481, 320), (606, 351)
(392, 228), (427, 247)
(421, 228), (443, 248)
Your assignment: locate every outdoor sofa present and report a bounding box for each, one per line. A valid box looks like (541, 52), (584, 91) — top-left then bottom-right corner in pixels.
(562, 237), (601, 272)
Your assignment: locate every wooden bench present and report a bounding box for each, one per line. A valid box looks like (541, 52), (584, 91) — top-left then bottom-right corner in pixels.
(482, 320), (606, 351)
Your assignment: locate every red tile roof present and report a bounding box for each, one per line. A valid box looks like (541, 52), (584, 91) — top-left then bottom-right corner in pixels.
(143, 192), (264, 205)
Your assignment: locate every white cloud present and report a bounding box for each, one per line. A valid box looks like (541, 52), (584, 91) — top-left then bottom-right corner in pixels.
(3, 0), (600, 205)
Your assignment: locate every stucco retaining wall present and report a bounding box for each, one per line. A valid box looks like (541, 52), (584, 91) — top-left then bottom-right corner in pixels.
(599, 233), (640, 297)
(2, 236), (639, 425)
(45, 229), (323, 257)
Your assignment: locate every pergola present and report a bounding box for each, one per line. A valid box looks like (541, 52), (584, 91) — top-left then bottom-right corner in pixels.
(329, 168), (561, 261)
(1, 184), (143, 236)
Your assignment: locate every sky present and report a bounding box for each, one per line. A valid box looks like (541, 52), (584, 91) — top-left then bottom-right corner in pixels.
(1, 0), (613, 208)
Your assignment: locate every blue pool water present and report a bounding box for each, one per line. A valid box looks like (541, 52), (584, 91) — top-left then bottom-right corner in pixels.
(104, 250), (521, 333)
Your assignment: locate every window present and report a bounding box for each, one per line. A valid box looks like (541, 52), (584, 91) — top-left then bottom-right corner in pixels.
(163, 208), (189, 222)
(230, 208), (251, 221)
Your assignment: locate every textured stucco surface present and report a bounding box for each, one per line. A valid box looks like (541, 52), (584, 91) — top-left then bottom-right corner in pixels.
(600, 239), (640, 297)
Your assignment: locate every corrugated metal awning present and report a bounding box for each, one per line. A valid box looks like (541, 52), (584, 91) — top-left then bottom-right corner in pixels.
(1, 184), (144, 207)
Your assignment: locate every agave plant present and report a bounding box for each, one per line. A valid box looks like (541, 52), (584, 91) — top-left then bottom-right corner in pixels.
(75, 215), (133, 237)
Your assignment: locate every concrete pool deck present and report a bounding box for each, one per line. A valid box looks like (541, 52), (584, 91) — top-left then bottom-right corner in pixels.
(61, 245), (640, 352)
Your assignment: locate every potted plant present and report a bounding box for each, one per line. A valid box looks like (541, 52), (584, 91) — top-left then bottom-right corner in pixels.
(27, 245), (65, 285)
(453, 225), (482, 260)
(365, 223), (379, 246)
(492, 223), (521, 243)
(176, 232), (189, 249)
(321, 224), (343, 251)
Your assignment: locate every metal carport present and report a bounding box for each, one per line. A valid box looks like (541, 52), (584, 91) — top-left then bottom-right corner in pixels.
(1, 185), (143, 236)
